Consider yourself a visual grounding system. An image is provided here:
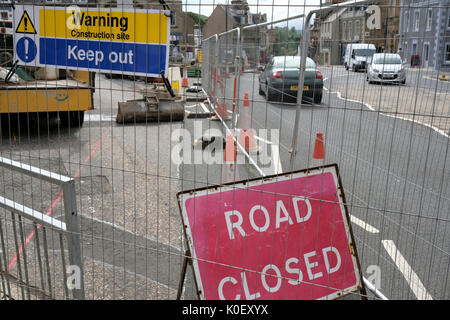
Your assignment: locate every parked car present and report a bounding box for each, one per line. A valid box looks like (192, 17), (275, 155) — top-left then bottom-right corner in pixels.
(367, 53), (406, 84)
(344, 43), (376, 72)
(258, 56), (323, 104)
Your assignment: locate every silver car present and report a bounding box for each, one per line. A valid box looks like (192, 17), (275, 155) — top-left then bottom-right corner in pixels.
(367, 53), (406, 84)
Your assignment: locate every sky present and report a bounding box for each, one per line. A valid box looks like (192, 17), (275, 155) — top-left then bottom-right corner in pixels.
(181, 0), (322, 29)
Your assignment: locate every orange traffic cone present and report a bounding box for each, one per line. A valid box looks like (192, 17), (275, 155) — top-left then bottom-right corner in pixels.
(243, 92), (250, 107)
(238, 93), (259, 154)
(222, 134), (239, 184)
(312, 132), (325, 162)
(182, 65), (189, 87)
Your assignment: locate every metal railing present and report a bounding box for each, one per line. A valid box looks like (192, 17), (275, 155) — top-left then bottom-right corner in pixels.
(0, 156), (84, 300)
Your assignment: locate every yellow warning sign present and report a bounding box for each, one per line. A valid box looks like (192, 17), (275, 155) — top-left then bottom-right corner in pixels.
(16, 10), (37, 34)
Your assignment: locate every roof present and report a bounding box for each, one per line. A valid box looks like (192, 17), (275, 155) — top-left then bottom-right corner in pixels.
(217, 3), (265, 25)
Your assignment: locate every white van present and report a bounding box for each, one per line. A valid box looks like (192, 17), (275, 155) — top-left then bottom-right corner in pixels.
(344, 43), (376, 72)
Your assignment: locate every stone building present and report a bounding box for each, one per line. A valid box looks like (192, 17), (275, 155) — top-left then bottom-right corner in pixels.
(314, 0), (400, 65)
(399, 0), (450, 70)
(202, 0), (267, 69)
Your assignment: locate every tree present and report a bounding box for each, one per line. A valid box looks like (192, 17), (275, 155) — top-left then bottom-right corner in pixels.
(186, 12), (208, 28)
(272, 26), (302, 56)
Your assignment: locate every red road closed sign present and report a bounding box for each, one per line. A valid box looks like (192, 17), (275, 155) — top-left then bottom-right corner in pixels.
(178, 165), (364, 300)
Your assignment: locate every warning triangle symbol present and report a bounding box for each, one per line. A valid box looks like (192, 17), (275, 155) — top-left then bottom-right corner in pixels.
(16, 11), (37, 34)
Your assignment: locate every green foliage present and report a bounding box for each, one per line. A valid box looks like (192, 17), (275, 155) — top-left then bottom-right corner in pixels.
(272, 26), (302, 56)
(186, 12), (208, 28)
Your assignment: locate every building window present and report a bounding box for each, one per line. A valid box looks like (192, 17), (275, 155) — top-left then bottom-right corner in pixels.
(171, 11), (176, 27)
(389, 0), (396, 17)
(404, 11), (409, 32)
(342, 21), (346, 40)
(445, 43), (450, 64)
(348, 21), (352, 41)
(423, 42), (429, 62)
(403, 42), (408, 60)
(448, 10), (450, 29)
(0, 12), (7, 20)
(355, 20), (360, 39)
(414, 10), (420, 32)
(426, 9), (432, 30)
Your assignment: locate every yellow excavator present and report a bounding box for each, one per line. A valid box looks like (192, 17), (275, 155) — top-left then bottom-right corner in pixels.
(0, 24), (94, 128)
(0, 68), (94, 128)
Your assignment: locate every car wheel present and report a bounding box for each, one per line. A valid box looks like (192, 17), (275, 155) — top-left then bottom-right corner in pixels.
(259, 82), (265, 96)
(401, 79), (406, 85)
(313, 92), (322, 105)
(266, 83), (275, 101)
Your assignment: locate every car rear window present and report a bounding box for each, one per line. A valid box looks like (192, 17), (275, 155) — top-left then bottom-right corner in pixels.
(373, 55), (402, 64)
(273, 57), (316, 68)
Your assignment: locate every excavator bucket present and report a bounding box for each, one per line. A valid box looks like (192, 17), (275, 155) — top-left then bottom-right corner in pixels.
(116, 93), (184, 124)
(116, 72), (185, 124)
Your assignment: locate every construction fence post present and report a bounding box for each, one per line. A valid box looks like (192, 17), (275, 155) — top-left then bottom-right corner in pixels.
(62, 180), (85, 300)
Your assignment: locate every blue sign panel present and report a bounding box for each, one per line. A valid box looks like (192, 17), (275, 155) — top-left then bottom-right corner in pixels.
(39, 38), (167, 75)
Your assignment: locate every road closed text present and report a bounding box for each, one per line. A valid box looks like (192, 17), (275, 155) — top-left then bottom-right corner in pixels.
(218, 246), (342, 300)
(216, 197), (346, 299)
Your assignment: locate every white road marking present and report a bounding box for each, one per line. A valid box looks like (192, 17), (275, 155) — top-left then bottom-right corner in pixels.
(200, 102), (209, 113)
(234, 129), (273, 145)
(199, 102), (210, 113)
(271, 144), (283, 174)
(185, 103), (210, 113)
(322, 86), (449, 139)
(85, 114), (116, 122)
(350, 215), (380, 234)
(382, 240), (433, 300)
